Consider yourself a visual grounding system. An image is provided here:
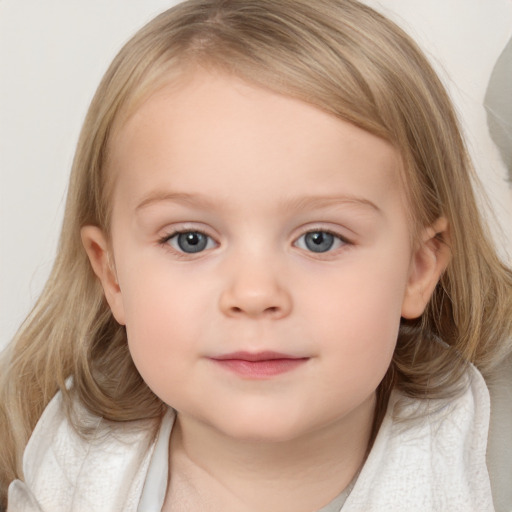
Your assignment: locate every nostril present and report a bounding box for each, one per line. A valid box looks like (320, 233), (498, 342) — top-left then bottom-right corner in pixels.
(220, 287), (292, 318)
(229, 305), (280, 316)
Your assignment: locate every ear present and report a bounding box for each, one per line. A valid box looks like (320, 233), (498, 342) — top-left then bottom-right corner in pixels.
(401, 218), (451, 319)
(81, 226), (126, 325)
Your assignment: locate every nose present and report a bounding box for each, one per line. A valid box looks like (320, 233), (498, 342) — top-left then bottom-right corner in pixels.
(218, 255), (292, 319)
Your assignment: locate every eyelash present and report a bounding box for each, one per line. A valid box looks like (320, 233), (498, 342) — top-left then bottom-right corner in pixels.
(295, 229), (351, 254)
(157, 227), (352, 256)
(158, 229), (216, 256)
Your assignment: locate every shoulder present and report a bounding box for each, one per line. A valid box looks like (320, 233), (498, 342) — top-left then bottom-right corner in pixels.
(8, 391), (160, 512)
(345, 365), (495, 511)
(486, 354), (512, 512)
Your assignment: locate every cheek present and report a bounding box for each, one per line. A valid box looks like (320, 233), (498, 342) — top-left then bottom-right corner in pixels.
(301, 250), (409, 379)
(116, 264), (206, 388)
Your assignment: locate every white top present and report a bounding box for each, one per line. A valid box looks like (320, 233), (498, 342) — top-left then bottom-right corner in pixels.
(8, 365), (495, 511)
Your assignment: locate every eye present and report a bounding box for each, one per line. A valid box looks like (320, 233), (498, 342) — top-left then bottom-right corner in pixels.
(165, 231), (216, 254)
(295, 230), (346, 253)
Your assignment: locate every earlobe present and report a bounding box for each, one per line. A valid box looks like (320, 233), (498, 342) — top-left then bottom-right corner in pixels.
(401, 218), (451, 319)
(81, 226), (126, 325)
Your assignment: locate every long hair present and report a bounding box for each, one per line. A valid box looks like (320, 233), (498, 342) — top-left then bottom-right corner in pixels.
(2, 0), (511, 504)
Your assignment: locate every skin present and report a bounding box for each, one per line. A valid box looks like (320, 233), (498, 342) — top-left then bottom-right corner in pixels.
(82, 69), (450, 511)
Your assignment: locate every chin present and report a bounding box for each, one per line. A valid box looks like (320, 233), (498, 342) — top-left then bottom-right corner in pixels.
(215, 416), (309, 444)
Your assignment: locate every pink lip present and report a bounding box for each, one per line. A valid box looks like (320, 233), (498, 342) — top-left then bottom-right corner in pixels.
(209, 351), (309, 378)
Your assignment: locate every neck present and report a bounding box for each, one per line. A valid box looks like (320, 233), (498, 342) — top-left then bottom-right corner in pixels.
(166, 394), (375, 512)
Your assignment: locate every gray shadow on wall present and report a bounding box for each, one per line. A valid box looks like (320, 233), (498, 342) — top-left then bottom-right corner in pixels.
(484, 36), (512, 184)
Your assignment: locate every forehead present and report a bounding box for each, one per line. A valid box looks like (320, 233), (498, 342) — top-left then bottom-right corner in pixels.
(107, 70), (404, 218)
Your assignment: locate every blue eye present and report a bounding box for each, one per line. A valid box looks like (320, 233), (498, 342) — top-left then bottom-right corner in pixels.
(296, 231), (345, 253)
(166, 231), (215, 254)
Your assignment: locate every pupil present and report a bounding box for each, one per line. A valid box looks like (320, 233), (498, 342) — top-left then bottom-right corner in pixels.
(311, 233), (324, 244)
(186, 233), (200, 245)
(178, 232), (208, 253)
(305, 232), (334, 253)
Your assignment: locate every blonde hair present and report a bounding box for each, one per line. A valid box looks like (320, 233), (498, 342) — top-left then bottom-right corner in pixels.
(2, 0), (512, 504)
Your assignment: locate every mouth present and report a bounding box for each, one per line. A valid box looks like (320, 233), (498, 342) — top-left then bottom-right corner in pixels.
(209, 351), (310, 378)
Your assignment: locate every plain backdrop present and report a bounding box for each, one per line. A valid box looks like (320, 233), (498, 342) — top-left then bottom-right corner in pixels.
(1, 0), (511, 350)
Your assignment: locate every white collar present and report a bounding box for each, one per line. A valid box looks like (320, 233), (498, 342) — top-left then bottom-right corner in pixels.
(138, 365), (493, 512)
(138, 409), (175, 512)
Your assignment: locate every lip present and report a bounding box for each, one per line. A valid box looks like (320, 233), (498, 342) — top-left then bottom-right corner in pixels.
(209, 351), (309, 378)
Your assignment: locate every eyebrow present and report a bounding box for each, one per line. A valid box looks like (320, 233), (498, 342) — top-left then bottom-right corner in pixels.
(135, 191), (381, 214)
(282, 195), (381, 214)
(136, 191), (218, 211)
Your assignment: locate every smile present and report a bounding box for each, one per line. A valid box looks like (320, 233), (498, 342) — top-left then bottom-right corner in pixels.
(209, 351), (310, 378)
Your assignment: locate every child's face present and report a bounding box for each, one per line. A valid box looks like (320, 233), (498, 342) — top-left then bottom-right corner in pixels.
(84, 70), (441, 442)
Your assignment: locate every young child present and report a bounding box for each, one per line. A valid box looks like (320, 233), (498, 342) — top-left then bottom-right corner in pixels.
(1, 0), (511, 510)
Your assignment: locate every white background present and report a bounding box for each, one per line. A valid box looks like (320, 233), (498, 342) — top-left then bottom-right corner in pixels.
(1, 0), (511, 350)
